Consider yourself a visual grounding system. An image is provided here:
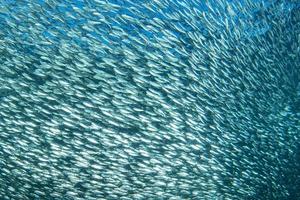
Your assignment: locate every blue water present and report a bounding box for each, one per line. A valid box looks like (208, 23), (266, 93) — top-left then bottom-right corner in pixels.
(0, 0), (299, 199)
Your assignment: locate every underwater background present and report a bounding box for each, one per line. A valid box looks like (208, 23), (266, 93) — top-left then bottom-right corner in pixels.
(0, 0), (299, 199)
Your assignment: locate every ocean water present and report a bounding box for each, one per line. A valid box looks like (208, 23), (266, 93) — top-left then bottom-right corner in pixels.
(0, 0), (299, 199)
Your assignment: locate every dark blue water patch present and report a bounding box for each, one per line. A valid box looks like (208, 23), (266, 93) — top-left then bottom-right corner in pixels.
(0, 87), (14, 98)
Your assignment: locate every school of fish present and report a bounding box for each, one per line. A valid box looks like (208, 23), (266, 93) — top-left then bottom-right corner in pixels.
(0, 0), (299, 199)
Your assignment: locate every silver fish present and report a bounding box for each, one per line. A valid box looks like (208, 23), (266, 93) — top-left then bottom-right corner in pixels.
(0, 0), (299, 199)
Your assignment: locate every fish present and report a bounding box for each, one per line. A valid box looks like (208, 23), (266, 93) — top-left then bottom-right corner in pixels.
(0, 0), (299, 199)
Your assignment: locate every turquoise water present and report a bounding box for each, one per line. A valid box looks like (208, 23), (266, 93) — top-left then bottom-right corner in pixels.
(0, 0), (299, 199)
